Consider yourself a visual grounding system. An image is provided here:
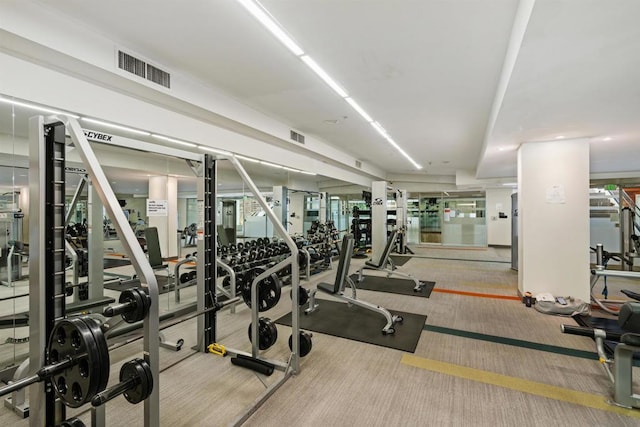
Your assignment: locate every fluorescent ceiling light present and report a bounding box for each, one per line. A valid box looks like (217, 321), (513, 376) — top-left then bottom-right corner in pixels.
(81, 118), (150, 136)
(555, 135), (564, 139)
(345, 97), (373, 122)
(260, 161), (283, 168)
(0, 97), (80, 118)
(301, 55), (348, 98)
(385, 137), (422, 169)
(371, 121), (389, 139)
(151, 134), (197, 147)
(603, 137), (612, 141)
(235, 0), (304, 56)
(235, 154), (260, 163)
(283, 166), (300, 172)
(298, 170), (316, 176)
(502, 183), (517, 186)
(198, 146), (232, 156)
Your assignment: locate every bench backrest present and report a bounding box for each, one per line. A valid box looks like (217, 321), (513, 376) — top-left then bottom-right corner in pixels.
(144, 227), (163, 267)
(370, 229), (398, 268)
(332, 234), (355, 292)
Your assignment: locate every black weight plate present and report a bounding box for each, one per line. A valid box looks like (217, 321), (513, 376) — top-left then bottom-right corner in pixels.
(248, 251), (257, 261)
(60, 418), (86, 427)
(289, 332), (313, 357)
(120, 288), (143, 323)
(179, 273), (190, 284)
(237, 242), (244, 251)
(188, 271), (197, 281)
(48, 317), (109, 408)
(241, 268), (282, 312)
(248, 317), (278, 350)
(120, 358), (153, 404)
(290, 287), (309, 306)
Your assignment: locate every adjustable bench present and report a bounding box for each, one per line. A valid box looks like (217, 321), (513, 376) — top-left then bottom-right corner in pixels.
(355, 229), (425, 292)
(305, 234), (403, 335)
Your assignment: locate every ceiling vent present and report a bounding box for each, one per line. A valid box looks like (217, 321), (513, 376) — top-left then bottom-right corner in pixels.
(355, 160), (362, 169)
(117, 50), (171, 89)
(290, 130), (305, 144)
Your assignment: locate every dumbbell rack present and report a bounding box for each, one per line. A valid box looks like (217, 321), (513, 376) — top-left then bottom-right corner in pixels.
(30, 116), (161, 427)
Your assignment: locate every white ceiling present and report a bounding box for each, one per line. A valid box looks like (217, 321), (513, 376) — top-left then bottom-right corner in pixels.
(9, 0), (640, 181)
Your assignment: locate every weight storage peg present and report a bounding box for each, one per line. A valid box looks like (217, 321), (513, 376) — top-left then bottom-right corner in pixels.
(103, 288), (151, 323)
(91, 358), (153, 407)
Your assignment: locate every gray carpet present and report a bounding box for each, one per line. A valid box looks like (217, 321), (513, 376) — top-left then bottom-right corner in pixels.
(275, 299), (427, 353)
(348, 274), (434, 298)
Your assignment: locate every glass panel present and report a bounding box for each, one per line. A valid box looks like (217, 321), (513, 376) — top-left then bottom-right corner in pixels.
(441, 192), (487, 247)
(420, 194), (442, 244)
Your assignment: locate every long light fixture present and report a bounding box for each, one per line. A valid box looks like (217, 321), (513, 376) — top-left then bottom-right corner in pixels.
(81, 118), (150, 136)
(234, 0), (422, 170)
(151, 134), (197, 148)
(300, 55), (348, 98)
(198, 146), (232, 156)
(235, 0), (304, 56)
(0, 97), (80, 118)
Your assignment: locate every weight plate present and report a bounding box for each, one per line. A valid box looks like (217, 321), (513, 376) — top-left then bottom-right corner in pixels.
(48, 317), (109, 408)
(290, 287), (309, 306)
(241, 267), (282, 312)
(288, 331), (313, 357)
(188, 271), (197, 281)
(248, 317), (278, 350)
(179, 273), (190, 284)
(120, 358), (153, 405)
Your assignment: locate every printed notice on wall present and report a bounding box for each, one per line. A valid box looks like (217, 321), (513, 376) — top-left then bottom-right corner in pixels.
(545, 185), (566, 204)
(147, 199), (168, 216)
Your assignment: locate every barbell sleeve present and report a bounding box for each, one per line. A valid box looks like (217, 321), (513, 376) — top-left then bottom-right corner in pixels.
(0, 357), (76, 398)
(91, 376), (139, 407)
(103, 301), (136, 317)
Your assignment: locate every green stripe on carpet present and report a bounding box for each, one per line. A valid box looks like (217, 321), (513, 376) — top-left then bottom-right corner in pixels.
(424, 324), (598, 360)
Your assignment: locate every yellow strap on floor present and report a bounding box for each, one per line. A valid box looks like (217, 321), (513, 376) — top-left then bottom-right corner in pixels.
(208, 343), (227, 356)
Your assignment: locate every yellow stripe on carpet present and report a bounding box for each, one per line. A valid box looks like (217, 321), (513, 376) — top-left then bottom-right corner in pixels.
(401, 354), (640, 419)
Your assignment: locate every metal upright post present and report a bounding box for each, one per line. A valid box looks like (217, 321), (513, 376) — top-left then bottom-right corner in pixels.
(198, 155), (217, 351)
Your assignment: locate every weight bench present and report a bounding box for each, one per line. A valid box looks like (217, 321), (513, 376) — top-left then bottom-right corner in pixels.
(145, 227), (170, 285)
(305, 234), (403, 335)
(355, 229), (425, 292)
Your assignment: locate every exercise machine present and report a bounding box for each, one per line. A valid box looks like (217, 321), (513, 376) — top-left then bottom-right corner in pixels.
(305, 234), (403, 335)
(590, 243), (640, 315)
(562, 302), (640, 408)
(355, 229), (426, 292)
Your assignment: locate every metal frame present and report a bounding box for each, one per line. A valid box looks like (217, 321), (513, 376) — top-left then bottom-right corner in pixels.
(31, 115), (160, 427)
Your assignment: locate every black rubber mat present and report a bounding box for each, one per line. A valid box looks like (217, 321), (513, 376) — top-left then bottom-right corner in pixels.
(389, 255), (411, 266)
(348, 274), (434, 298)
(103, 258), (131, 269)
(275, 299), (427, 353)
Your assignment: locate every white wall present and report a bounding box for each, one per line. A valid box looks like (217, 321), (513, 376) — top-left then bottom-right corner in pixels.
(517, 139), (590, 301)
(486, 188), (514, 246)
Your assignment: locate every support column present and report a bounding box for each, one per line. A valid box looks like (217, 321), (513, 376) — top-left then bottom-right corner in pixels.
(517, 139), (590, 301)
(371, 181), (388, 261)
(288, 192), (304, 235)
(148, 175), (178, 259)
(272, 186), (288, 236)
(319, 192), (328, 223)
(88, 182), (104, 299)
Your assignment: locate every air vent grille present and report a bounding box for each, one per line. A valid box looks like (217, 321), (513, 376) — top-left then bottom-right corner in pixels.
(147, 64), (171, 88)
(290, 130), (305, 144)
(118, 51), (146, 78)
(117, 50), (171, 89)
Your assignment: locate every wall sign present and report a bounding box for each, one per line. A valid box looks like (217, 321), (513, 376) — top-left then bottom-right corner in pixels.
(147, 199), (168, 216)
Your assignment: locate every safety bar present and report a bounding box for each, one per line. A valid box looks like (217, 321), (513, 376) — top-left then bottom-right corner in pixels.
(216, 257), (237, 314)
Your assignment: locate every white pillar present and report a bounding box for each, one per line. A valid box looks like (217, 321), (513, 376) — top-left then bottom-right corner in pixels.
(319, 192), (328, 223)
(148, 175), (178, 258)
(517, 139), (590, 301)
(272, 185), (288, 236)
(288, 192), (305, 235)
(371, 181), (388, 261)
